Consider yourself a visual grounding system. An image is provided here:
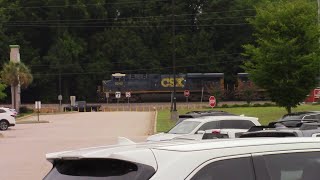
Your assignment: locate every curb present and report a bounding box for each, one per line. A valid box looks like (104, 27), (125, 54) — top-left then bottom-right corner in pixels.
(16, 114), (34, 122)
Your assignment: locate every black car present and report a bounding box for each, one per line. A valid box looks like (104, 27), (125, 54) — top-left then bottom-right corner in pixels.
(176, 110), (236, 124)
(239, 120), (320, 138)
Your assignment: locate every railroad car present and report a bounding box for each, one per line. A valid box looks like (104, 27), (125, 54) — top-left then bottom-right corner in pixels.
(97, 73), (224, 102)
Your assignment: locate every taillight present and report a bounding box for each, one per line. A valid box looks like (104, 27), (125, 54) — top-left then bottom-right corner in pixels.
(212, 130), (221, 134)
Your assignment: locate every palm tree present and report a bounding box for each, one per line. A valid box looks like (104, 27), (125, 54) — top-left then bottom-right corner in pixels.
(1, 62), (33, 110)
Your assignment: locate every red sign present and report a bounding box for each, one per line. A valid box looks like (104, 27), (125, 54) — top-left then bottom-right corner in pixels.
(184, 90), (190, 97)
(314, 89), (320, 98)
(209, 96), (216, 107)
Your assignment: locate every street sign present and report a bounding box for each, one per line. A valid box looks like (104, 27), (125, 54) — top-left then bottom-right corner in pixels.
(105, 92), (110, 98)
(209, 96), (216, 108)
(70, 96), (76, 106)
(35, 101), (41, 109)
(126, 92), (131, 98)
(115, 92), (121, 99)
(184, 90), (190, 97)
(58, 95), (62, 101)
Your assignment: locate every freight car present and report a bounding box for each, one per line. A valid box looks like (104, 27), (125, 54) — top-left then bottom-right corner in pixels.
(97, 73), (224, 102)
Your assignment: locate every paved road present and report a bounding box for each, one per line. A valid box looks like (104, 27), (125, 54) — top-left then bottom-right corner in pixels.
(0, 112), (155, 180)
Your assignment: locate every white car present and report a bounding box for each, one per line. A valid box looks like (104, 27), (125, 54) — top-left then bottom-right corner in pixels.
(0, 107), (16, 131)
(44, 137), (320, 180)
(147, 115), (260, 141)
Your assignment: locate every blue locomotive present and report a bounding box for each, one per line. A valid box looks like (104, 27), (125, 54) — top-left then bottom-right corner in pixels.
(97, 73), (225, 102)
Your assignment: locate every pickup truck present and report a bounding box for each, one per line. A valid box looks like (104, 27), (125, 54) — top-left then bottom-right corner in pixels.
(64, 101), (101, 112)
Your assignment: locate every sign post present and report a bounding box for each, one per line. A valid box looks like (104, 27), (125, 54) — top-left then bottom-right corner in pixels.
(70, 96), (76, 111)
(209, 96), (216, 108)
(126, 92), (131, 108)
(105, 92), (109, 105)
(115, 92), (121, 107)
(184, 90), (190, 109)
(58, 95), (62, 112)
(35, 101), (41, 122)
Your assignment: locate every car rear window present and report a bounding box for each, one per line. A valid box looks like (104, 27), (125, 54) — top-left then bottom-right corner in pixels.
(220, 120), (256, 129)
(43, 159), (155, 180)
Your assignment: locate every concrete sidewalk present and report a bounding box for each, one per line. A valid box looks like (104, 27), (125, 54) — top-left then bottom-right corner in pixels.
(0, 112), (154, 180)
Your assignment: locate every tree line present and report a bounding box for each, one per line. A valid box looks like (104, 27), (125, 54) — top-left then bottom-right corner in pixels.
(0, 0), (258, 103)
(0, 0), (319, 113)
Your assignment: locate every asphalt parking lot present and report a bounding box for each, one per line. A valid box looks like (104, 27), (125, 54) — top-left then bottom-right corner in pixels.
(0, 112), (155, 180)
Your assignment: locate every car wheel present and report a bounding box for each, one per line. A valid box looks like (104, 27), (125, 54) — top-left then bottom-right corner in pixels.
(0, 120), (9, 131)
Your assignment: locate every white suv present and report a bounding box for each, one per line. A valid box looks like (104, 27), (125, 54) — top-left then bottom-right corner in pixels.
(44, 138), (320, 180)
(147, 115), (260, 141)
(0, 107), (16, 131)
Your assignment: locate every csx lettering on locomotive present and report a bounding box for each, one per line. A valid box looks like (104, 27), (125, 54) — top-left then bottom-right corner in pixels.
(161, 78), (184, 87)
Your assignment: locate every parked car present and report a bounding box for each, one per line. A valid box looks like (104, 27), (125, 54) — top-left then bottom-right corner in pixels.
(279, 111), (320, 122)
(172, 128), (247, 140)
(239, 120), (320, 138)
(44, 137), (320, 180)
(147, 115), (260, 141)
(176, 110), (236, 124)
(0, 107), (16, 131)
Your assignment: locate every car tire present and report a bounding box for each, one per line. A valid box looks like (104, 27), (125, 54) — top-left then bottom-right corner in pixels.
(0, 120), (9, 131)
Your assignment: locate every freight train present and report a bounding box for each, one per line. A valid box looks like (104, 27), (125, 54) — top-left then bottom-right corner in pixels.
(97, 73), (267, 102)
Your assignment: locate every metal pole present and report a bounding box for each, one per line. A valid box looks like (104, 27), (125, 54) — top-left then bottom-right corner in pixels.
(172, 0), (177, 112)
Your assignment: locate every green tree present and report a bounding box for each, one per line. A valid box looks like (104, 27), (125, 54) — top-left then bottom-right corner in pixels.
(1, 61), (33, 108)
(243, 0), (320, 113)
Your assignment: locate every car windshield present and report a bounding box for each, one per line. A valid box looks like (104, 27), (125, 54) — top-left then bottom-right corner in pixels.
(168, 121), (201, 134)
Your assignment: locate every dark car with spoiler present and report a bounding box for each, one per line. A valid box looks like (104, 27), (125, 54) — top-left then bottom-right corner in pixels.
(239, 119), (320, 138)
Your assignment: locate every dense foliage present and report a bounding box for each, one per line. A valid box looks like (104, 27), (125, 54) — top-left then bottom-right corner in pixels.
(243, 0), (320, 113)
(0, 0), (317, 104)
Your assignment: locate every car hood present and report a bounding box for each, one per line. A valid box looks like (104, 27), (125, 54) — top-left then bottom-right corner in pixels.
(147, 133), (185, 141)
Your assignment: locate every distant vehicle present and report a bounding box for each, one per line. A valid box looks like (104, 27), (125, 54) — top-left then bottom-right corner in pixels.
(240, 120), (320, 138)
(173, 129), (247, 141)
(64, 101), (101, 112)
(44, 137), (320, 180)
(0, 107), (16, 131)
(147, 116), (260, 141)
(9, 108), (18, 116)
(176, 110), (236, 124)
(279, 111), (320, 122)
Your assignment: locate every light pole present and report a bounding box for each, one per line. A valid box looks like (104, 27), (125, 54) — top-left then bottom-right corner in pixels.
(170, 0), (178, 120)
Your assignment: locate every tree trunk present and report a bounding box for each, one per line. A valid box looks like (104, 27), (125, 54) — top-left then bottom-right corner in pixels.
(286, 106), (292, 113)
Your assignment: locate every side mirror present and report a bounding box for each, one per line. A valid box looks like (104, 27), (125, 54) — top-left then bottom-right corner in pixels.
(197, 130), (205, 134)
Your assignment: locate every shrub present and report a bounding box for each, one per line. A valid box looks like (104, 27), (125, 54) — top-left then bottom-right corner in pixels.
(221, 104), (229, 108)
(19, 106), (34, 113)
(263, 103), (274, 107)
(231, 104), (240, 108)
(253, 103), (262, 107)
(240, 104), (250, 107)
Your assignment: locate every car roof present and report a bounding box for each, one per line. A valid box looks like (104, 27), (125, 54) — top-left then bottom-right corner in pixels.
(183, 115), (258, 123)
(47, 138), (320, 159)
